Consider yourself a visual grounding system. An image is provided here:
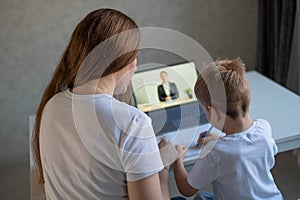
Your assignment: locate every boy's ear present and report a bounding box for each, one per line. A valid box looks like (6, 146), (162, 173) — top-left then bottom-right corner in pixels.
(210, 106), (223, 124)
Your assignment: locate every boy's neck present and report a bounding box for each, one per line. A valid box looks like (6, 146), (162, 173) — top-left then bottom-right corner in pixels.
(223, 112), (253, 135)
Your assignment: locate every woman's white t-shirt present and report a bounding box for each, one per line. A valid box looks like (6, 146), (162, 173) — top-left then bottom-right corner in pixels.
(40, 89), (163, 200)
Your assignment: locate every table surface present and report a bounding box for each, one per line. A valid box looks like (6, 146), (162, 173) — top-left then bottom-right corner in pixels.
(247, 71), (300, 152)
(159, 70), (300, 165)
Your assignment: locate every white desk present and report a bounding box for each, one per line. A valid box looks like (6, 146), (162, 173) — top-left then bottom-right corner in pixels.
(247, 71), (300, 152)
(162, 71), (300, 166)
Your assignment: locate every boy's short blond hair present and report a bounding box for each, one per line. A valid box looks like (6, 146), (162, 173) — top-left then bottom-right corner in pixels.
(194, 58), (250, 119)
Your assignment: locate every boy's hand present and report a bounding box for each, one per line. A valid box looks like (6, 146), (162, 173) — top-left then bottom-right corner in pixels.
(172, 145), (187, 170)
(174, 144), (188, 163)
(197, 131), (220, 146)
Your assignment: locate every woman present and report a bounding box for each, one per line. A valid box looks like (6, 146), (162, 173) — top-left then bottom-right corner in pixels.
(33, 8), (173, 200)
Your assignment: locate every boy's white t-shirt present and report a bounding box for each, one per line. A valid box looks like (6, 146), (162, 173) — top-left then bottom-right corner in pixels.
(40, 89), (163, 200)
(188, 119), (283, 200)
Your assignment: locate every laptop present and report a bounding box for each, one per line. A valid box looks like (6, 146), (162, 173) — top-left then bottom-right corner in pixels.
(130, 61), (210, 158)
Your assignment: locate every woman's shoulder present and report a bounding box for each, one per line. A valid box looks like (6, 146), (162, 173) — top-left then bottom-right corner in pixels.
(110, 96), (150, 120)
(44, 90), (69, 112)
(95, 95), (153, 133)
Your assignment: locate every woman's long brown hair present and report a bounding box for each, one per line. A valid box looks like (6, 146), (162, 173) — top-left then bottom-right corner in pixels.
(33, 8), (140, 184)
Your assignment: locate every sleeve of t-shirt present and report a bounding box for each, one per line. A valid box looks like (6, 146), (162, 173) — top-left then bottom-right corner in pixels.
(259, 119), (278, 155)
(187, 152), (218, 190)
(120, 113), (164, 182)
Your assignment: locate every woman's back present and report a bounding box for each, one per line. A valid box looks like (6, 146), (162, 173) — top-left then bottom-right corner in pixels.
(40, 90), (163, 200)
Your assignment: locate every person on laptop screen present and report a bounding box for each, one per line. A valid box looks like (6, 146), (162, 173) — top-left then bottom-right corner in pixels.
(158, 71), (179, 101)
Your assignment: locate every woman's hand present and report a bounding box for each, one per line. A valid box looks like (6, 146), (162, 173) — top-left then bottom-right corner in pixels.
(158, 138), (178, 171)
(165, 96), (172, 101)
(158, 137), (171, 148)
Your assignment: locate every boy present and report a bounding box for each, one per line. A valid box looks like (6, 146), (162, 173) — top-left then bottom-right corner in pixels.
(172, 58), (283, 200)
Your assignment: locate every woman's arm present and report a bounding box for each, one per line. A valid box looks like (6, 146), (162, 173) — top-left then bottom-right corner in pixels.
(159, 167), (171, 200)
(158, 85), (166, 101)
(127, 138), (174, 200)
(128, 171), (169, 200)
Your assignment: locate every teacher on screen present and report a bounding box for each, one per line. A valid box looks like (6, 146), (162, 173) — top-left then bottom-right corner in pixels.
(157, 71), (179, 101)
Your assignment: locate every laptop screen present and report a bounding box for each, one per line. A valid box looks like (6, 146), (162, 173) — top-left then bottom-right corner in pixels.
(131, 61), (208, 135)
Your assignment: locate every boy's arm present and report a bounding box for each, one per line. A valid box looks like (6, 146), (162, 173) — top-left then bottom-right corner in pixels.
(172, 145), (198, 197)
